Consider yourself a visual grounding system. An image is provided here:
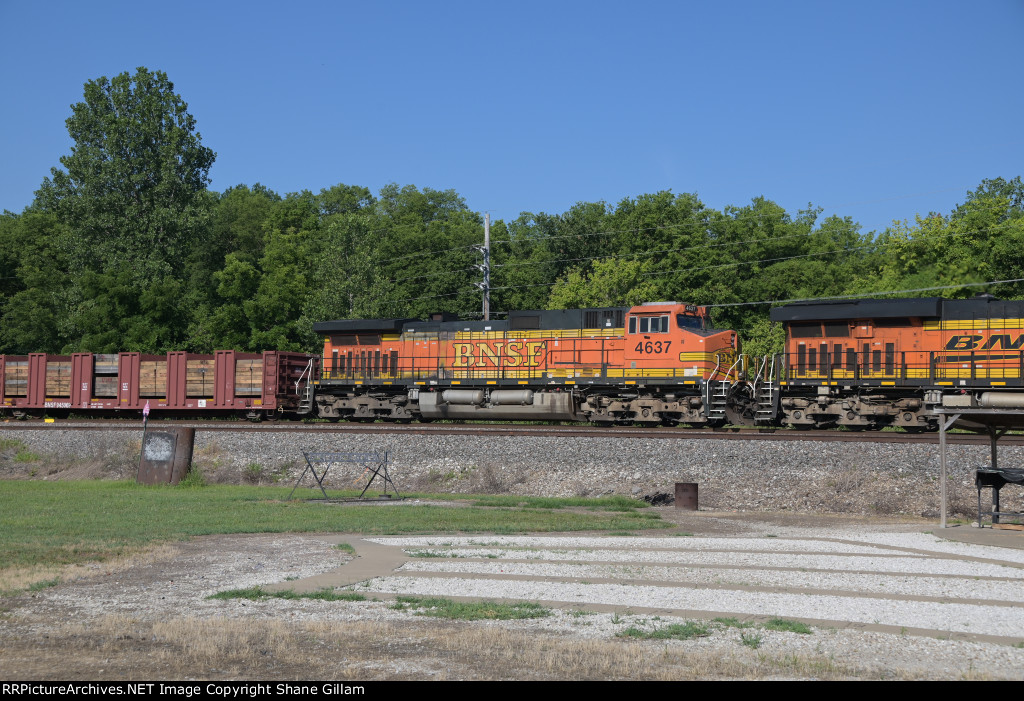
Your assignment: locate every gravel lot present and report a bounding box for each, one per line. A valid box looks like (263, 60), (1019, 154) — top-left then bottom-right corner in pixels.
(3, 508), (1023, 680)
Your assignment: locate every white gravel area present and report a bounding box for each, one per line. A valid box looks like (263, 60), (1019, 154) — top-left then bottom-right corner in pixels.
(390, 546), (1018, 578)
(369, 535), (904, 554)
(8, 525), (1024, 679)
(357, 575), (1024, 638)
(371, 533), (1024, 563)
(398, 560), (1024, 601)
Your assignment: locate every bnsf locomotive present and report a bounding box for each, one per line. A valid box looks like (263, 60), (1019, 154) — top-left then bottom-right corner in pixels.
(4, 296), (1024, 429)
(769, 295), (1024, 431)
(312, 302), (741, 425)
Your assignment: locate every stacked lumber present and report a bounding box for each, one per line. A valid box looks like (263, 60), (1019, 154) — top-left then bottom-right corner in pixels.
(45, 361), (71, 396)
(235, 358), (263, 396)
(139, 361), (167, 397)
(186, 359), (215, 397)
(4, 361), (27, 397)
(94, 377), (118, 397)
(94, 354), (119, 374)
(93, 354), (119, 397)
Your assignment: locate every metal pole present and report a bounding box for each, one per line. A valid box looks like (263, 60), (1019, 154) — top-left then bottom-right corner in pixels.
(483, 212), (490, 321)
(136, 401), (150, 481)
(938, 412), (960, 528)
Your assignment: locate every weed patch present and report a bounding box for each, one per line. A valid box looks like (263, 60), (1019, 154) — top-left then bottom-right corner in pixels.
(618, 622), (710, 641)
(390, 596), (550, 621)
(208, 587), (365, 602)
(740, 631), (764, 649)
(763, 618), (813, 635)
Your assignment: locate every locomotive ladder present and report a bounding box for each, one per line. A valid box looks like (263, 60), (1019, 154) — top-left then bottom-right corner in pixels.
(704, 355), (744, 422)
(753, 354), (781, 424)
(296, 358), (316, 415)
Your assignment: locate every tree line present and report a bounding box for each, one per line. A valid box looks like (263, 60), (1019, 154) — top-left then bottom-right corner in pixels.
(2, 68), (1022, 357)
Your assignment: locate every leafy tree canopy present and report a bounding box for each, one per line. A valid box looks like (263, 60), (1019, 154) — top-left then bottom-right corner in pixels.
(35, 66), (215, 281)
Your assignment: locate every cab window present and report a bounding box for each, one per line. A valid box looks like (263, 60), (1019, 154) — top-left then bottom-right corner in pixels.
(676, 314), (703, 330)
(631, 315), (670, 334)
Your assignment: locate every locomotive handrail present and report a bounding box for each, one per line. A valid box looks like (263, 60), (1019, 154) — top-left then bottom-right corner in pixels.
(296, 357), (314, 394)
(709, 355), (723, 382)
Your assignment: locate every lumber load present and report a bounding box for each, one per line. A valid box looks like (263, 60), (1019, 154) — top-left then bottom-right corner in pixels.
(186, 359), (215, 397)
(235, 359), (263, 396)
(4, 361), (27, 397)
(139, 361), (167, 397)
(45, 361), (71, 397)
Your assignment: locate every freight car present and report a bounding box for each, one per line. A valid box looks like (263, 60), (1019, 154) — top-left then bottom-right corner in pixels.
(311, 302), (746, 425)
(0, 350), (316, 420)
(768, 295), (1024, 430)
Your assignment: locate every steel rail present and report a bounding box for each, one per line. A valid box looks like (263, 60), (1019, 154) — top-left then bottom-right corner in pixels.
(1, 419), (1021, 445)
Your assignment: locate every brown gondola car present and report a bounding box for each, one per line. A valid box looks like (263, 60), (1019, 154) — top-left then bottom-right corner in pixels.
(312, 302), (743, 425)
(770, 296), (1024, 430)
(0, 350), (316, 420)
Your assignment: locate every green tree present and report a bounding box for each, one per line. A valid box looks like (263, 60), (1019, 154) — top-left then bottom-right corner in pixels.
(33, 67), (216, 352)
(36, 67), (215, 280)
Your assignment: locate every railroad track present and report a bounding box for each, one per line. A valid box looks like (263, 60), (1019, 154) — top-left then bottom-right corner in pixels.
(1, 419), (1020, 445)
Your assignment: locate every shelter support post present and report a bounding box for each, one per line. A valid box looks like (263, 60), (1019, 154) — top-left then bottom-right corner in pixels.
(939, 413), (960, 529)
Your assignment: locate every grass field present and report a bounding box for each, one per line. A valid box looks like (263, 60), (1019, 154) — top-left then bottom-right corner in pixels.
(0, 480), (665, 590)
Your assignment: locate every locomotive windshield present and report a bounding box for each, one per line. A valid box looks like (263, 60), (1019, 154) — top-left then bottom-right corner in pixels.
(676, 314), (704, 330)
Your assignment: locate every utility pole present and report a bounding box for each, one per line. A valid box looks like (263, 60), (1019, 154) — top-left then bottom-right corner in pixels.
(474, 212), (491, 320)
(483, 212), (490, 321)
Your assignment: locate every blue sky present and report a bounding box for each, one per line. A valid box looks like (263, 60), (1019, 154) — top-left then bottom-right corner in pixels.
(1, 0), (1021, 234)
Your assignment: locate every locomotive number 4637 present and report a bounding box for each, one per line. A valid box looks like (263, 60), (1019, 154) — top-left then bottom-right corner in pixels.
(634, 341), (671, 354)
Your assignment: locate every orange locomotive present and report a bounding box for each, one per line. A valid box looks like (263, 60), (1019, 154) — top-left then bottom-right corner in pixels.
(770, 296), (1024, 430)
(312, 302), (741, 424)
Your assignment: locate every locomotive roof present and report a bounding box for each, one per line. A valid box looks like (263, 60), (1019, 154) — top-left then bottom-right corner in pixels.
(941, 297), (1024, 319)
(769, 297), (942, 322)
(315, 306), (629, 335)
(771, 296), (1024, 322)
(313, 318), (415, 334)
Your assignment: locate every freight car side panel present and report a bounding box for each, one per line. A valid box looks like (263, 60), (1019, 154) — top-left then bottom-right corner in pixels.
(0, 350), (315, 416)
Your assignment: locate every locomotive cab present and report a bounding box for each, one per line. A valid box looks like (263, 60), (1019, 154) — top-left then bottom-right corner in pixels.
(623, 303), (737, 377)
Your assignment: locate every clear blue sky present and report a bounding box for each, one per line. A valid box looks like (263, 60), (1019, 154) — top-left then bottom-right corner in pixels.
(1, 0), (1022, 234)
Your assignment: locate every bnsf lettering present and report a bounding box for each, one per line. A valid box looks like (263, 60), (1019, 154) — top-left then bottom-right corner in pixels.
(945, 334), (1024, 351)
(452, 341), (546, 367)
(982, 334), (1024, 350)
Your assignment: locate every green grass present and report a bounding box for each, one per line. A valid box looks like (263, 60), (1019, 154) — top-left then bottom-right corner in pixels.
(27, 577), (61, 592)
(208, 586), (366, 602)
(740, 631), (764, 649)
(0, 480), (668, 575)
(618, 622), (710, 641)
(763, 618), (813, 634)
(468, 494), (648, 510)
(621, 617), (814, 644)
(334, 542), (356, 555)
(712, 617), (754, 629)
(389, 596), (550, 620)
